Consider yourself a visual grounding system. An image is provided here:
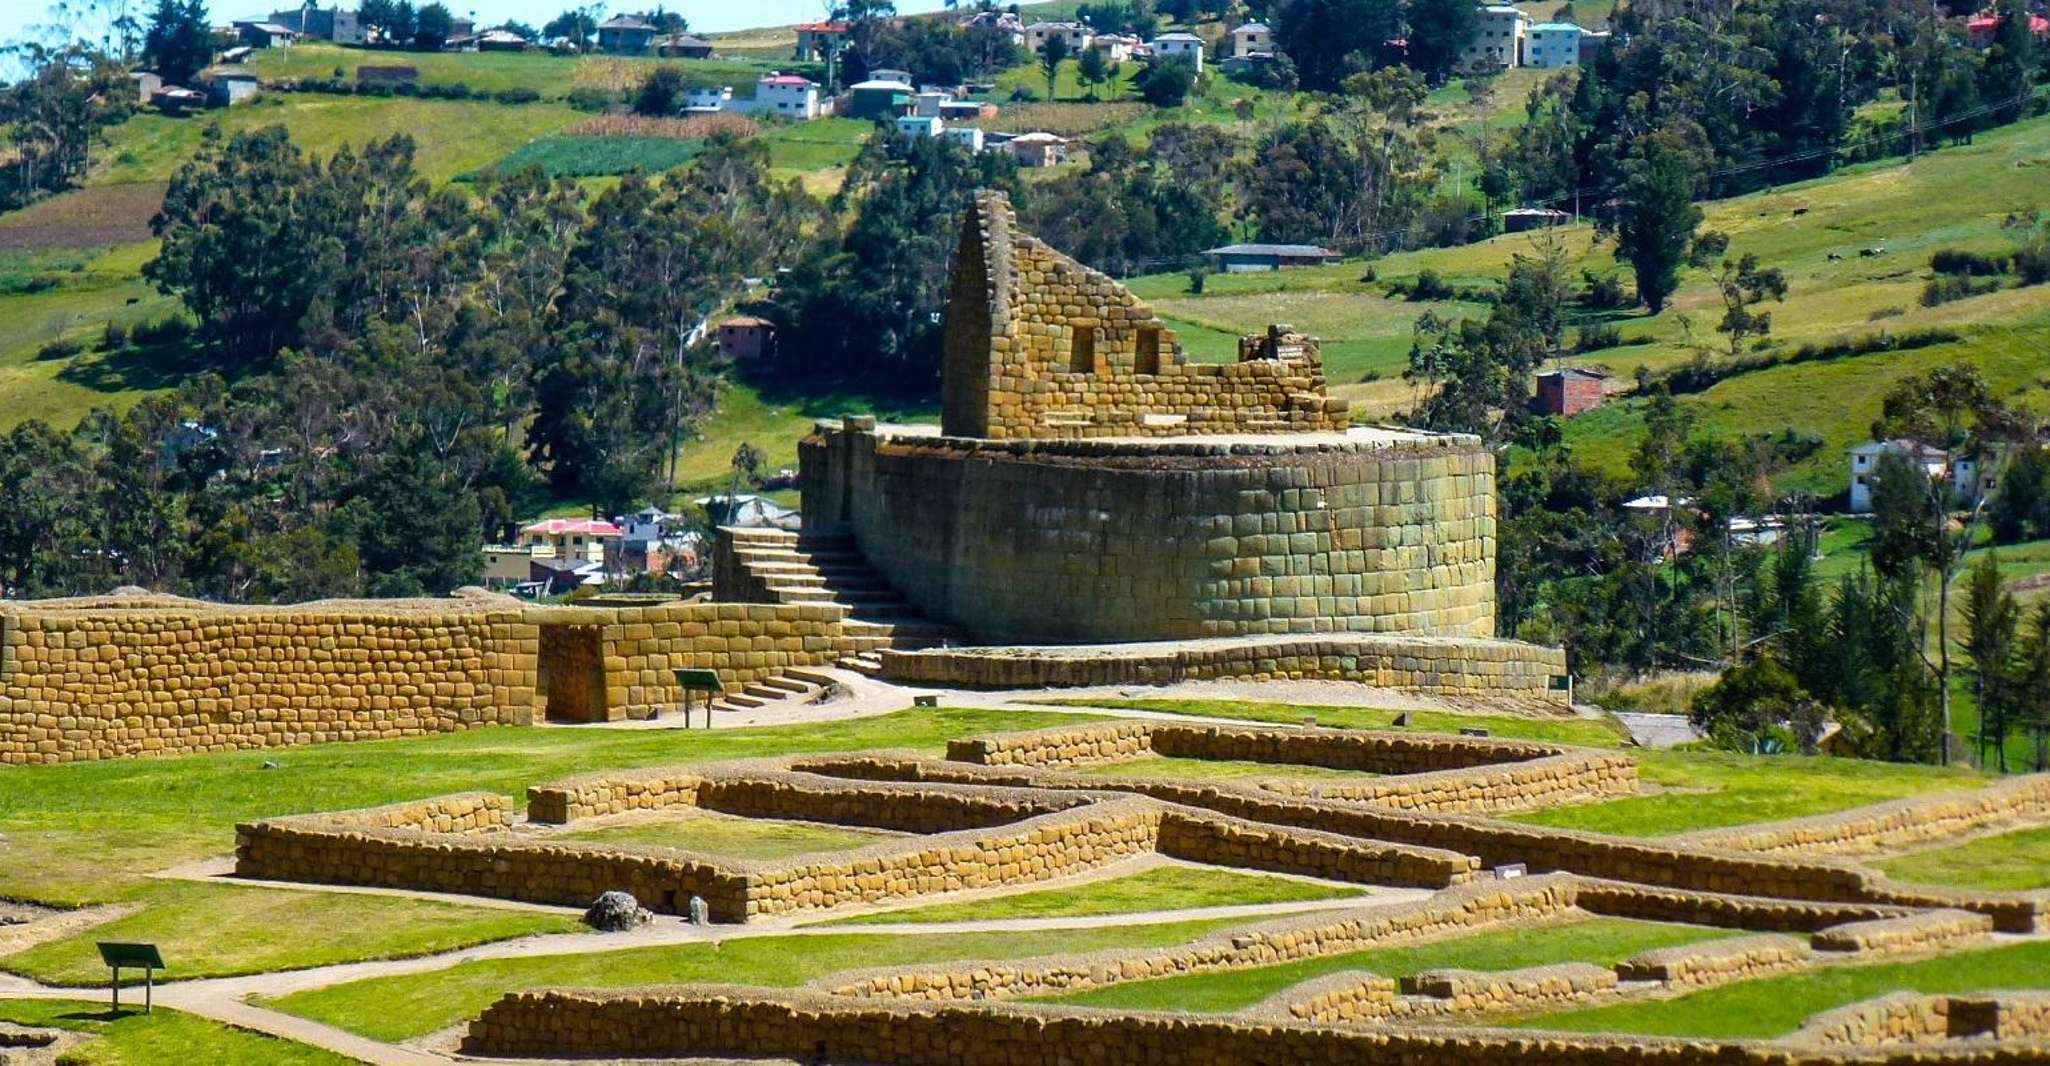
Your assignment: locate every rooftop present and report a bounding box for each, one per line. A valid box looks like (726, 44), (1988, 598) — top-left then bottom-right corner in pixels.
(522, 518), (624, 537)
(1205, 242), (1341, 257)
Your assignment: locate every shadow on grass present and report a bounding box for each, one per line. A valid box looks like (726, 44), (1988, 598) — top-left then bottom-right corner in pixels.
(736, 367), (939, 423)
(56, 339), (213, 395)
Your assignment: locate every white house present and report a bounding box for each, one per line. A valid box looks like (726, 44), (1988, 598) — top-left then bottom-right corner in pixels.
(896, 114), (943, 139)
(942, 125), (986, 152)
(1008, 130), (1069, 167)
(913, 90), (951, 117)
(1524, 22), (1584, 68)
(1229, 21), (1271, 55)
(1848, 439), (1955, 513)
(1090, 33), (1142, 61)
(1151, 31), (1206, 71)
(1025, 21), (1091, 54)
(1462, 5), (1531, 70)
(685, 85), (732, 112)
(749, 74), (819, 120)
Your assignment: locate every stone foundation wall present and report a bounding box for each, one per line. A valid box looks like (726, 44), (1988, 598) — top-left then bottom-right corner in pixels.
(880, 632), (1567, 697)
(1811, 911), (1994, 956)
(1155, 810), (1480, 888)
(464, 985), (2050, 1064)
(0, 592), (540, 765)
(1614, 934), (1813, 988)
(1682, 777), (2050, 857)
(558, 601), (867, 721)
(803, 427), (1501, 643)
(1794, 992), (2050, 1048)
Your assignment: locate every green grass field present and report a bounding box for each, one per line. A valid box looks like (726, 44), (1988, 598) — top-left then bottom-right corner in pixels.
(1873, 824), (2050, 891)
(0, 1000), (351, 1065)
(817, 864), (1364, 926)
(1033, 697), (1632, 747)
(465, 134), (705, 178)
(258, 919), (1245, 1043)
(1044, 916), (1742, 1012)
(1073, 754), (1379, 781)
(1525, 939), (2050, 1038)
(1509, 749), (1985, 836)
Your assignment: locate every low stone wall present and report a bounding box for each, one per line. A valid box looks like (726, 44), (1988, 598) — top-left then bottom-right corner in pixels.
(559, 600), (875, 721)
(1794, 991), (2050, 1048)
(945, 720), (1156, 768)
(1274, 751), (1640, 816)
(1571, 881), (1912, 933)
(1404, 962), (1620, 1015)
(1614, 934), (1813, 989)
(881, 633), (1568, 697)
(1683, 777), (2050, 857)
(1811, 911), (1994, 956)
(463, 985), (2050, 1064)
(1155, 809), (1479, 889)
(0, 591), (538, 765)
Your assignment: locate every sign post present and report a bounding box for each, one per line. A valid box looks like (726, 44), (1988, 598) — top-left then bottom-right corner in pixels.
(97, 942), (164, 1014)
(672, 668), (724, 729)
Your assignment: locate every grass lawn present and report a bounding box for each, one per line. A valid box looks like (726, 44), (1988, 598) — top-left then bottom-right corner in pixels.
(1032, 697), (1631, 748)
(668, 378), (935, 497)
(1073, 754), (1377, 782)
(0, 243), (187, 431)
(1874, 824), (2050, 892)
(1043, 916), (1742, 1012)
(0, 706), (1082, 907)
(554, 811), (901, 860)
(465, 134), (705, 179)
(1524, 939), (2050, 1039)
(1508, 749), (1986, 836)
(0, 880), (578, 987)
(259, 919), (1246, 1043)
(0, 999), (352, 1065)
(818, 864), (1364, 926)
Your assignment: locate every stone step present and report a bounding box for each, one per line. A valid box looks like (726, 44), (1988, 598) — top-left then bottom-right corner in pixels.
(754, 675), (813, 694)
(718, 692), (767, 709)
(783, 668), (840, 687)
(743, 682), (801, 701)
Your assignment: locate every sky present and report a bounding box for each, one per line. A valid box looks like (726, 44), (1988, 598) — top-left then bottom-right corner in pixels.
(0, 0), (955, 50)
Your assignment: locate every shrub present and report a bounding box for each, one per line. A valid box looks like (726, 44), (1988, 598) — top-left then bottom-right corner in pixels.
(1574, 322), (1622, 352)
(1185, 266), (1208, 294)
(1867, 306), (1905, 321)
(566, 86), (615, 112)
(494, 87), (541, 105)
(1009, 85), (1040, 102)
(1407, 268), (1455, 302)
(1921, 273), (2003, 306)
(420, 82), (473, 99)
(100, 322), (130, 351)
(1580, 270), (1631, 309)
(132, 316), (194, 346)
(35, 337), (84, 361)
(2015, 240), (2050, 286)
(1929, 248), (2008, 276)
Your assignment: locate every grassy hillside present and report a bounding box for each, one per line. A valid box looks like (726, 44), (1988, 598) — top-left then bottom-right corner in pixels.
(1131, 111), (2050, 497)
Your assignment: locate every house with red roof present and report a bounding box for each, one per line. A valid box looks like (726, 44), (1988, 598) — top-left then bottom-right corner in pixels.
(794, 21), (849, 60)
(518, 518), (623, 565)
(1967, 9), (2050, 48)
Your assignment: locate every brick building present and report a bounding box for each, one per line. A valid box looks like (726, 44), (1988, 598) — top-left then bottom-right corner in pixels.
(1534, 367), (1606, 417)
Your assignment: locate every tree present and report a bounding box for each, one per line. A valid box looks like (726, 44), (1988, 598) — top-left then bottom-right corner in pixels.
(1133, 53), (1196, 106)
(1615, 129), (1705, 314)
(1978, 0), (2038, 126)
(1961, 552), (2021, 770)
(2023, 604), (2050, 772)
(634, 65), (687, 115)
(1040, 33), (1070, 99)
(1711, 252), (1788, 358)
(386, 0), (418, 47)
(412, 1), (454, 49)
(1690, 655), (1827, 754)
(1077, 44), (1112, 100)
(1404, 0), (1481, 81)
(542, 7), (599, 51)
(1272, 0), (1398, 91)
(141, 0), (211, 85)
(0, 44), (135, 209)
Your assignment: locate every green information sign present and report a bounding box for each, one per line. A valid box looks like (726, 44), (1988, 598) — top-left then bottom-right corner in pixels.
(96, 942), (164, 1014)
(672, 668), (725, 728)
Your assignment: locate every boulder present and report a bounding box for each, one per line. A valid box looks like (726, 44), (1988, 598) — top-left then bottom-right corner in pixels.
(583, 891), (652, 932)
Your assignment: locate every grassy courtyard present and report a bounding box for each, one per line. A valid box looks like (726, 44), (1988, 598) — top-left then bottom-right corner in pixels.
(1031, 698), (1632, 748)
(257, 919), (1246, 1043)
(818, 864), (1365, 926)
(555, 811), (902, 860)
(1872, 824), (2050, 892)
(0, 999), (349, 1065)
(1043, 916), (1744, 1013)
(1073, 754), (1380, 782)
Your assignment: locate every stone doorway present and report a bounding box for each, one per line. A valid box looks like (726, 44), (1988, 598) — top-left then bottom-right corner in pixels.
(539, 624), (608, 723)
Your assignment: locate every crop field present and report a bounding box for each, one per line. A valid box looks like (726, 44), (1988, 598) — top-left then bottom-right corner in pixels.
(466, 134), (707, 179)
(0, 183), (163, 250)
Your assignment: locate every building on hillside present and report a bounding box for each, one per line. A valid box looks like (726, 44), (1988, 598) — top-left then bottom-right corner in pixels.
(793, 21), (849, 60)
(1090, 33), (1143, 61)
(1967, 9), (2050, 47)
(1230, 21), (1272, 55)
(914, 90), (952, 117)
(1151, 31), (1206, 71)
(269, 3), (363, 44)
(686, 85), (733, 113)
(1503, 206), (1572, 232)
(1524, 21), (1584, 68)
(1578, 29), (1613, 61)
(596, 14), (657, 55)
(219, 44), (255, 62)
(1219, 52), (1275, 76)
(1534, 367), (1607, 417)
(943, 124), (986, 152)
(939, 99), (996, 121)
(233, 19), (298, 47)
(846, 79), (915, 119)
(1847, 439), (1957, 513)
(659, 32), (715, 58)
(519, 518), (623, 565)
(896, 114), (944, 139)
(151, 86), (206, 114)
(962, 8), (1025, 46)
(696, 494), (800, 530)
(478, 29), (528, 51)
(1025, 21), (1092, 54)
(1461, 5), (1531, 70)
(716, 316), (776, 359)
(1203, 242), (1342, 272)
(202, 69), (262, 106)
(749, 74), (821, 119)
(868, 67), (914, 85)
(1007, 130), (1069, 167)
(129, 71), (162, 103)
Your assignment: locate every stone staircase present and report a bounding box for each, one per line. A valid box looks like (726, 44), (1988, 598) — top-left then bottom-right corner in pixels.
(717, 528), (961, 679)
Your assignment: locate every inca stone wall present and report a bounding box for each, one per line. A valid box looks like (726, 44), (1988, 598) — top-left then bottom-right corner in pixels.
(1680, 776), (2050, 857)
(0, 591), (538, 765)
(801, 426), (1500, 643)
(1794, 992), (2050, 1048)
(940, 190), (1349, 440)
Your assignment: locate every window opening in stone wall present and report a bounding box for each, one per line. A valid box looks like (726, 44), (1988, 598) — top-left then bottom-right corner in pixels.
(1135, 327), (1161, 374)
(1071, 326), (1095, 373)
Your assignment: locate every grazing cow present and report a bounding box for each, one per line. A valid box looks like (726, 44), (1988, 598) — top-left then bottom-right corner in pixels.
(1827, 252), (1844, 262)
